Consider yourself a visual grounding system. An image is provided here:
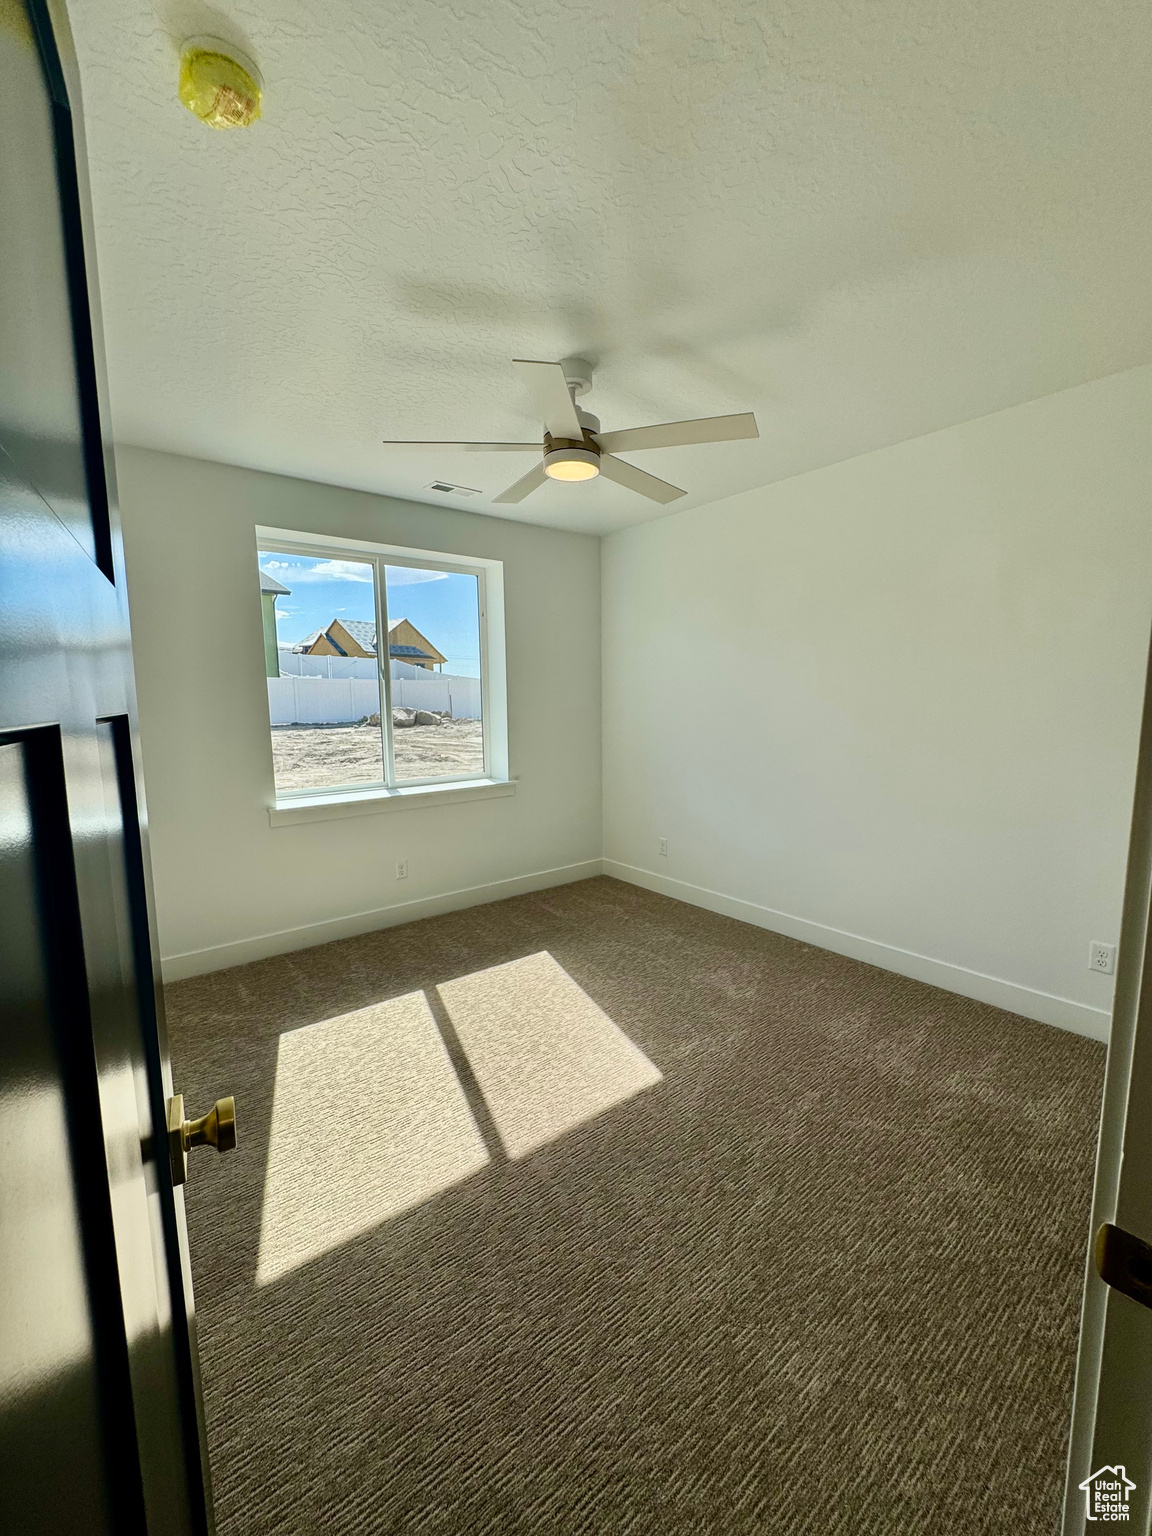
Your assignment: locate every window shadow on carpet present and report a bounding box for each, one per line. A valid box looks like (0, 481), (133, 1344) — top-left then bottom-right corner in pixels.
(255, 951), (662, 1285)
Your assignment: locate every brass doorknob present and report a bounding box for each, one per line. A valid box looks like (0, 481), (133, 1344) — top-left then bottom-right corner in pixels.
(167, 1093), (237, 1186)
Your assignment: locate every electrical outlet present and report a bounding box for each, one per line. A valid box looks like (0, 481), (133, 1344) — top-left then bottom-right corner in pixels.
(1089, 941), (1116, 975)
(658, 837), (668, 858)
(395, 859), (408, 880)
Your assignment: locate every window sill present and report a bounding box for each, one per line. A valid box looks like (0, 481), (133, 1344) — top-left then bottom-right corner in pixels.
(268, 777), (516, 828)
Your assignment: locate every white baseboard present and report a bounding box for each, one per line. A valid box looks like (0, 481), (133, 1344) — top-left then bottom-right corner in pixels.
(163, 853), (1114, 1042)
(603, 860), (1111, 1042)
(160, 860), (604, 982)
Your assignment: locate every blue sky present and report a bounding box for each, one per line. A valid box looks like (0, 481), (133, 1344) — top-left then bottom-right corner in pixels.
(259, 553), (481, 676)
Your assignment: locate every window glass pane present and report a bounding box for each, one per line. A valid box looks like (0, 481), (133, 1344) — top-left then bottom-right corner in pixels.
(257, 551), (384, 794)
(385, 565), (484, 782)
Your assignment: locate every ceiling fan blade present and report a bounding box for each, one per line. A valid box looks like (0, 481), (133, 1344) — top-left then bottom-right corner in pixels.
(492, 463), (548, 504)
(597, 454), (685, 504)
(512, 360), (585, 441)
(380, 441), (540, 452)
(597, 412), (759, 454)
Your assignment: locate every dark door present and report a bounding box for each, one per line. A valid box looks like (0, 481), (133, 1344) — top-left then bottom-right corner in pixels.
(0, 2), (213, 1531)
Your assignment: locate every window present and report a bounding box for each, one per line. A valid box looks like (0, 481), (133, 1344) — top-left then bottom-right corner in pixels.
(255, 529), (504, 804)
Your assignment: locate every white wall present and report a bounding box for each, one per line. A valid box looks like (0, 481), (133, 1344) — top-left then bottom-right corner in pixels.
(602, 366), (1152, 1039)
(117, 448), (601, 978)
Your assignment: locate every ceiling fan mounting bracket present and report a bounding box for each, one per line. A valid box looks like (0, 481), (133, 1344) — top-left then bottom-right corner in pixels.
(560, 357), (594, 398)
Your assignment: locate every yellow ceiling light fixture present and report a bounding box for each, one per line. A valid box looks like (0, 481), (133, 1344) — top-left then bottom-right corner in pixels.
(178, 39), (262, 129)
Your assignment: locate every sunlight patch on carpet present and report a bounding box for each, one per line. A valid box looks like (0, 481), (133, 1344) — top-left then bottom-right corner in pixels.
(436, 951), (663, 1159)
(256, 992), (489, 1285)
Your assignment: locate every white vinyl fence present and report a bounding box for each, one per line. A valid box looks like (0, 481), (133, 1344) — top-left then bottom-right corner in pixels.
(390, 674), (481, 717)
(267, 672), (481, 726)
(276, 651), (377, 679)
(276, 651), (455, 683)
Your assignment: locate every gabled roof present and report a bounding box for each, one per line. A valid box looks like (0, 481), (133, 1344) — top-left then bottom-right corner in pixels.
(338, 619), (377, 653)
(387, 616), (447, 664)
(292, 619), (375, 655)
(259, 568), (290, 595)
(290, 616), (443, 661)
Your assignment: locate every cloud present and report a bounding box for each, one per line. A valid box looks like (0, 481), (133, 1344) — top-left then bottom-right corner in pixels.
(261, 557), (449, 587)
(272, 559), (374, 584)
(386, 566), (449, 586)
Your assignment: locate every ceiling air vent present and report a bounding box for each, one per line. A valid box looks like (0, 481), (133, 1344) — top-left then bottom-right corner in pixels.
(426, 480), (480, 497)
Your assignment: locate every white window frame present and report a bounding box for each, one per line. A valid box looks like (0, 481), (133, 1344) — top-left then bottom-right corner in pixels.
(255, 525), (509, 815)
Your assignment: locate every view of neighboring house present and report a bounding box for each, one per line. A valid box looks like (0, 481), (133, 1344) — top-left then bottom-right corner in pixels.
(259, 568), (290, 678)
(291, 616), (447, 670)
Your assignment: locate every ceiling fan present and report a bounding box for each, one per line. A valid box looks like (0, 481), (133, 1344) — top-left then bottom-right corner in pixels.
(381, 358), (759, 505)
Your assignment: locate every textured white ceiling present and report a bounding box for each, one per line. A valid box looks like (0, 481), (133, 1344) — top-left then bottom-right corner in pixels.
(70, 0), (1150, 534)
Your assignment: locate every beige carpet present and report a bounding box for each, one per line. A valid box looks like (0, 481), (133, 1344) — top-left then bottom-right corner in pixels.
(167, 875), (1104, 1535)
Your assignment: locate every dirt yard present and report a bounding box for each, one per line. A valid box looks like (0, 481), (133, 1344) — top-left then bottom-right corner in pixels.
(272, 719), (484, 792)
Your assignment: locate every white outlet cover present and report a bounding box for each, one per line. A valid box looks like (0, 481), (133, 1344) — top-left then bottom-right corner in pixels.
(1089, 941), (1116, 975)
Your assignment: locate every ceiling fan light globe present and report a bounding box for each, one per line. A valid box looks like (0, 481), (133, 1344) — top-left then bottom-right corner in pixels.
(543, 446), (600, 482)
